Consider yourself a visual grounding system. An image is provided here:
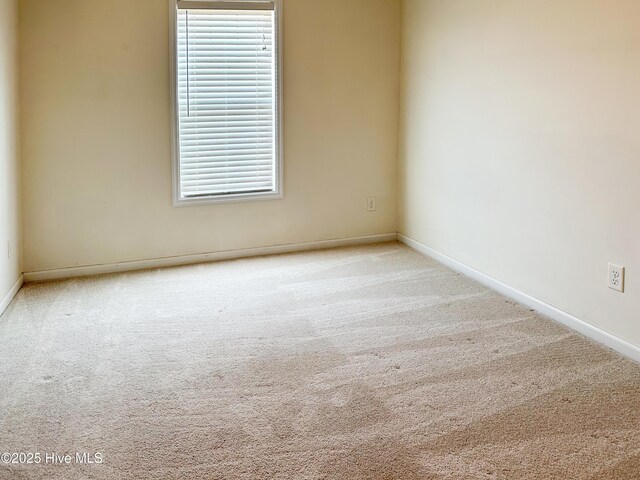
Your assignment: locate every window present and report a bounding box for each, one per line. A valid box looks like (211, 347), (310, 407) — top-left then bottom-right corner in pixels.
(171, 0), (282, 205)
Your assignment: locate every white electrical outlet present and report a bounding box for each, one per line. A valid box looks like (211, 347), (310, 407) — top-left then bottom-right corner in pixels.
(608, 263), (625, 293)
(367, 197), (376, 212)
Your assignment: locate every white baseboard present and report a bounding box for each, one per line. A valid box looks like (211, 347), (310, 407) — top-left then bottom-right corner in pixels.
(21, 231), (640, 363)
(398, 233), (640, 364)
(23, 233), (398, 282)
(0, 274), (24, 317)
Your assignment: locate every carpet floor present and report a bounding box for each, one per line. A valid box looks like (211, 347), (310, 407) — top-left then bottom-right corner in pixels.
(0, 242), (638, 479)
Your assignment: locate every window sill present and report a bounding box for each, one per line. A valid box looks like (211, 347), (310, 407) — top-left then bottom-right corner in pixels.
(173, 191), (283, 207)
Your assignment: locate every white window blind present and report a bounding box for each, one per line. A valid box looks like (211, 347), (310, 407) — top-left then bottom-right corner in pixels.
(174, 1), (279, 201)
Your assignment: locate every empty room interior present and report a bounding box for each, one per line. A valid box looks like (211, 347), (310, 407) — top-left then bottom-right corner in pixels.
(1, 0), (639, 478)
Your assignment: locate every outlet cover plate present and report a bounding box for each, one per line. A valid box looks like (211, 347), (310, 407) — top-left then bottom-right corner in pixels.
(367, 197), (376, 212)
(608, 263), (625, 293)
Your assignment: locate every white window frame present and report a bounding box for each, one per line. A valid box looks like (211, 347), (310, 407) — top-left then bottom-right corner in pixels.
(169, 0), (284, 206)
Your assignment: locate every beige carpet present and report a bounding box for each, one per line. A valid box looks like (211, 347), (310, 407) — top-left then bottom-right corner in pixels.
(0, 242), (639, 479)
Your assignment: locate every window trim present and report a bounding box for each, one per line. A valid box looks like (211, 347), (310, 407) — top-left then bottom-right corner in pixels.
(169, 0), (284, 207)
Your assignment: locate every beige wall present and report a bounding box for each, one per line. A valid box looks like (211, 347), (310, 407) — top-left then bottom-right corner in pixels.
(0, 0), (21, 302)
(399, 0), (640, 348)
(19, 0), (401, 272)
